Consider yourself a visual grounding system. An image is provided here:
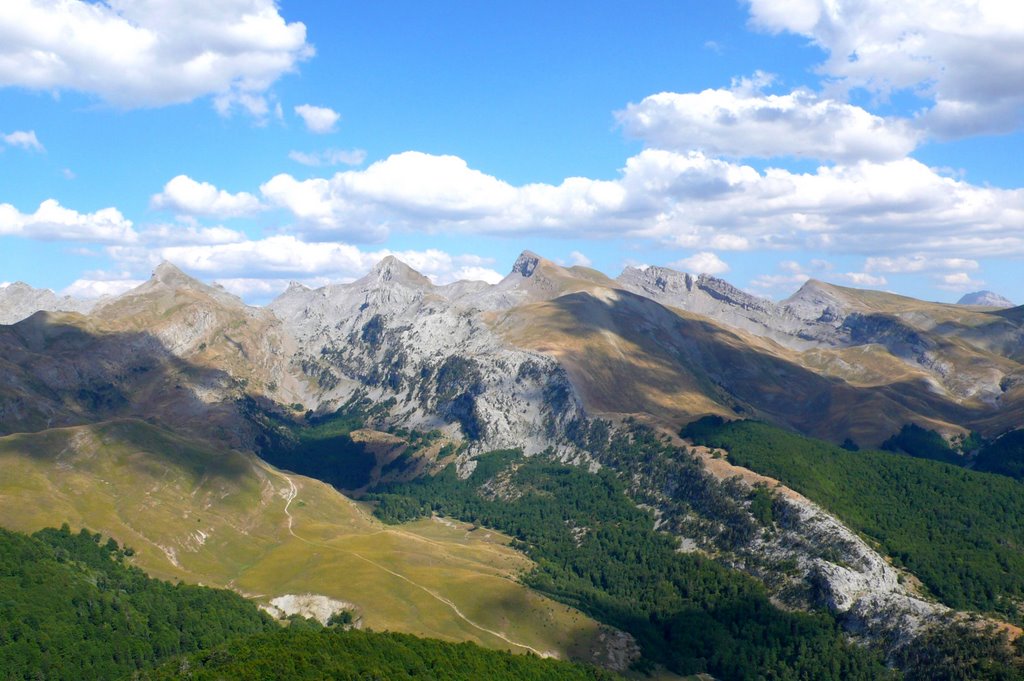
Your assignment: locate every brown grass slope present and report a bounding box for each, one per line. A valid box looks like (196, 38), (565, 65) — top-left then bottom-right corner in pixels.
(496, 278), (1024, 446)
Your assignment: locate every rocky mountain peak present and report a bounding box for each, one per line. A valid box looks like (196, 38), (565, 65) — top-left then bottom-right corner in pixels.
(97, 260), (249, 316)
(368, 256), (433, 288)
(3, 281), (36, 293)
(152, 260), (200, 288)
(694, 273), (759, 304)
(511, 250), (543, 278)
(957, 290), (1014, 308)
(783, 279), (848, 323)
(618, 265), (695, 295)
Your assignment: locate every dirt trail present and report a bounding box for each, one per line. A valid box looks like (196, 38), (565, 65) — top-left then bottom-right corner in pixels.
(255, 460), (551, 657)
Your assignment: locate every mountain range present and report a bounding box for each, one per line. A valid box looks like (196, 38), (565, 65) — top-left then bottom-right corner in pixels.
(5, 251), (1022, 451)
(3, 250), (1024, 678)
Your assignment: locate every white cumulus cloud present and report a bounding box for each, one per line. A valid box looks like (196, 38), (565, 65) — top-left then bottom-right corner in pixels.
(260, 151), (628, 241)
(294, 104), (341, 133)
(745, 0), (1024, 138)
(864, 255), (979, 273)
(0, 199), (136, 242)
(750, 272), (811, 293)
(0, 0), (312, 114)
(450, 266), (504, 284)
(671, 252), (730, 275)
(623, 150), (1024, 259)
(750, 258), (837, 296)
(140, 220), (246, 246)
(617, 84), (920, 162)
(151, 175), (262, 218)
(840, 272), (888, 287)
(63, 277), (144, 298)
(937, 272), (985, 291)
(251, 147), (1024, 258)
(568, 250), (592, 267)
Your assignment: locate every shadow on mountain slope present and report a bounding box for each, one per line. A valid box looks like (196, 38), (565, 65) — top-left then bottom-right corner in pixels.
(0, 311), (256, 448)
(499, 289), (1022, 446)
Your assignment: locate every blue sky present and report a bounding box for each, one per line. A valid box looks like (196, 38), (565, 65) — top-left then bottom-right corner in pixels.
(1, 0), (1022, 304)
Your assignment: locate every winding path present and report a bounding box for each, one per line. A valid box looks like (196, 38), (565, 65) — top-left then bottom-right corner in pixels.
(256, 460), (549, 657)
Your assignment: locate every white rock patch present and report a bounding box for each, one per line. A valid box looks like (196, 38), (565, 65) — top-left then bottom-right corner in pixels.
(262, 593), (358, 626)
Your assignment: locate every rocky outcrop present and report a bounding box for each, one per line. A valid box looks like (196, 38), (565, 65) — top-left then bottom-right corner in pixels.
(640, 441), (946, 653)
(773, 492), (945, 645)
(616, 267), (846, 349)
(263, 593), (361, 627)
(268, 252), (589, 454)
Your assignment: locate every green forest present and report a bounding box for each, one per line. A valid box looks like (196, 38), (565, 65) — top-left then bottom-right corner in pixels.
(370, 450), (892, 680)
(976, 429), (1024, 480)
(0, 525), (273, 680)
(139, 628), (617, 681)
(683, 417), (1024, 617)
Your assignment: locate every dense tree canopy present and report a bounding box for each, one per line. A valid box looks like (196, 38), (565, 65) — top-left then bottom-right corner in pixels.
(976, 429), (1024, 481)
(140, 628), (617, 681)
(0, 526), (274, 680)
(370, 449), (892, 680)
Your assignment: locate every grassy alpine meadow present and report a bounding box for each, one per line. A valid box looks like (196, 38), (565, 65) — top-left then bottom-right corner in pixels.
(0, 418), (617, 664)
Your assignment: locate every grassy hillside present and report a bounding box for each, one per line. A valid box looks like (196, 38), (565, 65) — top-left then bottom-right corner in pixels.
(0, 419), (615, 664)
(0, 525), (273, 680)
(493, 287), (995, 448)
(683, 417), (1024, 617)
(1, 525), (627, 681)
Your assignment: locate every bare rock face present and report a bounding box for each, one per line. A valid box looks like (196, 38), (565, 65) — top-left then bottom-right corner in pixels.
(512, 250), (541, 277)
(646, 443), (946, 655)
(782, 279), (853, 326)
(263, 593), (360, 627)
(616, 267), (846, 349)
(0, 282), (97, 325)
(775, 494), (945, 642)
(268, 252), (589, 454)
